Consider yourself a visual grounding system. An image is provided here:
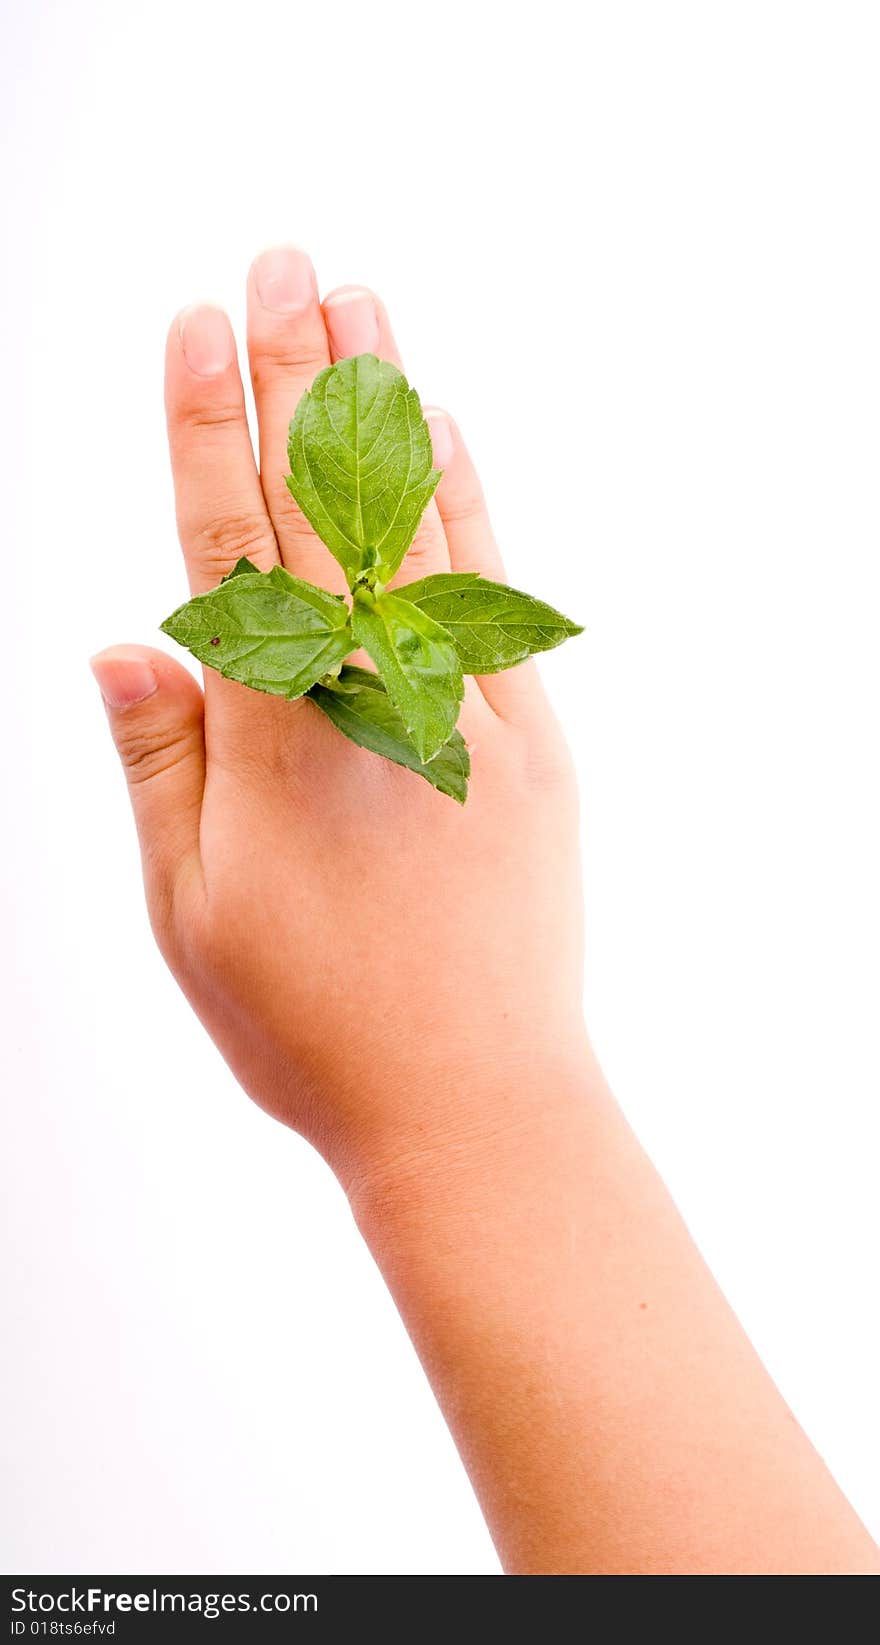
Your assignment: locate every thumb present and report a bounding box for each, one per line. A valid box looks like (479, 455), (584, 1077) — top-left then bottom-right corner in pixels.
(91, 645), (206, 923)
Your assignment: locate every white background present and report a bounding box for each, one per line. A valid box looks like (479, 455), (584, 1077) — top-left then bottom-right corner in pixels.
(2, 0), (878, 1574)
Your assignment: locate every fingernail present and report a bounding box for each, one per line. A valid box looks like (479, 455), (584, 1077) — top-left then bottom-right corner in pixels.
(90, 652), (158, 709)
(424, 408), (454, 469)
(252, 246), (316, 314)
(178, 305), (235, 377)
(323, 288), (380, 356)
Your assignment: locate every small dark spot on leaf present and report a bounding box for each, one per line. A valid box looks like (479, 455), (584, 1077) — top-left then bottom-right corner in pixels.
(210, 636), (221, 647)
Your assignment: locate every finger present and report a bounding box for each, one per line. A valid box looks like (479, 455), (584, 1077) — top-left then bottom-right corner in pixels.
(424, 410), (505, 580)
(427, 410), (547, 725)
(323, 283), (395, 364)
(322, 286), (450, 580)
(247, 247), (338, 586)
(166, 305), (279, 594)
(91, 646), (205, 933)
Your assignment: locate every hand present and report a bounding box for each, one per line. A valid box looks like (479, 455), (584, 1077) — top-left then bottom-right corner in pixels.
(92, 249), (880, 1575)
(92, 248), (590, 1185)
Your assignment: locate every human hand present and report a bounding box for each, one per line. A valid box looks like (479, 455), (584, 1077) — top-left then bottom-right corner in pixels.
(90, 250), (880, 1578)
(91, 249), (589, 1185)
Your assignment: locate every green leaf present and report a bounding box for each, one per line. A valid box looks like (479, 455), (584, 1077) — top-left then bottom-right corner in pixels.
(160, 564), (353, 698)
(286, 354), (441, 587)
(397, 572), (583, 673)
(309, 667), (469, 803)
(220, 555), (261, 582)
(351, 592), (464, 765)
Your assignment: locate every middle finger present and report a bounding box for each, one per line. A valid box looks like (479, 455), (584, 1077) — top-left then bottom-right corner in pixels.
(247, 247), (342, 590)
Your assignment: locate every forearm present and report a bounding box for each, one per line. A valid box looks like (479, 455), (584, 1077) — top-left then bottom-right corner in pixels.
(346, 1047), (879, 1575)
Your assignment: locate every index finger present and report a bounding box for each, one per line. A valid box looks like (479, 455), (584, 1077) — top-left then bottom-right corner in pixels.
(165, 304), (279, 594)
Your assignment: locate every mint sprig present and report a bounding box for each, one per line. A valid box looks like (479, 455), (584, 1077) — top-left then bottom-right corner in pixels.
(161, 354), (582, 802)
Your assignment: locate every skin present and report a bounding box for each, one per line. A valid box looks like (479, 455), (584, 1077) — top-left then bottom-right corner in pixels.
(92, 247), (880, 1575)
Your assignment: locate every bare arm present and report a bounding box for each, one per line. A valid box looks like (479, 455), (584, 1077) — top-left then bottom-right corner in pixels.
(92, 246), (879, 1575)
(349, 1053), (878, 1573)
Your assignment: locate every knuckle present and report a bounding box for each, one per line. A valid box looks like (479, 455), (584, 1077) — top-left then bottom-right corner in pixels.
(119, 724), (199, 788)
(179, 399), (247, 435)
(250, 331), (328, 388)
(269, 505), (346, 588)
(189, 511), (276, 578)
(271, 493), (313, 541)
(437, 488), (486, 525)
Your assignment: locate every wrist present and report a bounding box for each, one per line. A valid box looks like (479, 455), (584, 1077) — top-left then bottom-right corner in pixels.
(338, 1030), (604, 1232)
